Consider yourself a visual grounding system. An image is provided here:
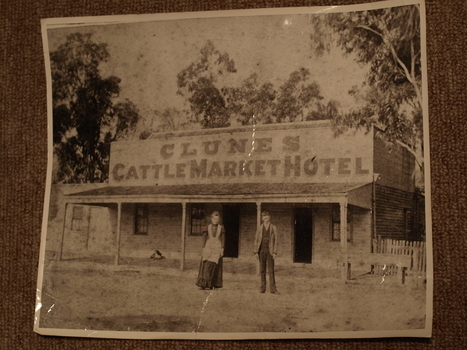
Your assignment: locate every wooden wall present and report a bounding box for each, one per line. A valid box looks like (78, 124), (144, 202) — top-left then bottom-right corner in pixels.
(373, 136), (415, 192)
(375, 184), (423, 241)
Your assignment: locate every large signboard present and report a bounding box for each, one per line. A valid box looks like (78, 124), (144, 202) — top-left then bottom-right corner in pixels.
(110, 122), (374, 186)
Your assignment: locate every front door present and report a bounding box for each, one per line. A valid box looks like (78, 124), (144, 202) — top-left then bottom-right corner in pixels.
(294, 207), (313, 263)
(222, 204), (240, 258)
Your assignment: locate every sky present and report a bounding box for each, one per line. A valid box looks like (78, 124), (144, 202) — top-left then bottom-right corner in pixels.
(46, 8), (369, 130)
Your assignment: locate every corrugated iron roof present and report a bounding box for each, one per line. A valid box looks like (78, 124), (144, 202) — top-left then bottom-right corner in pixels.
(66, 182), (371, 197)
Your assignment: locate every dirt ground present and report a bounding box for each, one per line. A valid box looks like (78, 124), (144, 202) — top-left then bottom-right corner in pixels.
(38, 257), (427, 337)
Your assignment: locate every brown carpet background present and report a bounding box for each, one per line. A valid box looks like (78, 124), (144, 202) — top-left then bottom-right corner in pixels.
(1, 0), (466, 349)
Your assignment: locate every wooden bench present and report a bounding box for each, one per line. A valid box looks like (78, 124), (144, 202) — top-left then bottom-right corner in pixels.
(368, 254), (412, 284)
(347, 253), (413, 284)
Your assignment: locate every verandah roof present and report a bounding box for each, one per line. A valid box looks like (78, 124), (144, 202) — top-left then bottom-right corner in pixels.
(65, 182), (373, 208)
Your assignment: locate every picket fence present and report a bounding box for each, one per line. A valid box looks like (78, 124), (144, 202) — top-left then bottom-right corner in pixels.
(372, 237), (427, 275)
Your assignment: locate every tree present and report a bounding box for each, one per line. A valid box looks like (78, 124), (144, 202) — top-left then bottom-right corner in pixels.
(224, 69), (334, 126)
(177, 40), (237, 128)
(311, 5), (424, 175)
(224, 73), (277, 125)
(51, 33), (141, 183)
(176, 42), (337, 129)
(274, 68), (326, 123)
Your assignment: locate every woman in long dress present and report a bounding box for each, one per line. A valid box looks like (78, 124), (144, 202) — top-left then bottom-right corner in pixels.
(196, 211), (225, 290)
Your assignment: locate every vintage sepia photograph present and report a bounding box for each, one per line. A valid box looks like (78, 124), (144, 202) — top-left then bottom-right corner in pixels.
(35, 0), (432, 339)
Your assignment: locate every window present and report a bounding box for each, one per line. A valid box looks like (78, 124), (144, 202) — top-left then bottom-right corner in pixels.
(71, 206), (84, 230)
(135, 204), (149, 235)
(191, 204), (206, 236)
(332, 204), (352, 242)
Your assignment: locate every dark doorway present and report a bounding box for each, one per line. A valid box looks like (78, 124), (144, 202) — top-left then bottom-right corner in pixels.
(294, 207), (313, 263)
(222, 204), (240, 258)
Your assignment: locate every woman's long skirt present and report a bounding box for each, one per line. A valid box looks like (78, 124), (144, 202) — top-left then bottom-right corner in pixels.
(196, 258), (223, 289)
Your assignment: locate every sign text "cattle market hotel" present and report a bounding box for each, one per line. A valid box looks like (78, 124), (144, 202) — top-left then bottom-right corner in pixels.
(109, 122), (374, 186)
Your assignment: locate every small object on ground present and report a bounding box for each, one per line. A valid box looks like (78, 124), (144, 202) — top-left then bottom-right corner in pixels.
(150, 250), (164, 260)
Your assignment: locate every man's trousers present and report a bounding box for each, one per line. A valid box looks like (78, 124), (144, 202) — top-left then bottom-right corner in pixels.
(259, 250), (276, 292)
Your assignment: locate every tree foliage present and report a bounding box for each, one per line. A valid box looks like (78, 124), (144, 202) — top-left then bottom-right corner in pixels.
(140, 108), (192, 138)
(224, 73), (276, 125)
(311, 5), (424, 169)
(274, 67), (326, 123)
(51, 33), (141, 183)
(177, 40), (236, 128)
(177, 41), (336, 128)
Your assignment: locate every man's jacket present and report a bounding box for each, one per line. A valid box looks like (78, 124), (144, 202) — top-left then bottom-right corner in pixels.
(254, 223), (278, 255)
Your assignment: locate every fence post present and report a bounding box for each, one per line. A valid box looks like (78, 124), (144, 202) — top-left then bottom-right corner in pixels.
(402, 267), (407, 284)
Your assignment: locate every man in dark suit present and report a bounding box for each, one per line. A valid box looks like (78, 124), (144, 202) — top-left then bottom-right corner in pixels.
(254, 211), (279, 294)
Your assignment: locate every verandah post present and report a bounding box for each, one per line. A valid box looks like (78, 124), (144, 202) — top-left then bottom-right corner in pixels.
(58, 202), (68, 261)
(256, 202), (261, 275)
(115, 201), (122, 265)
(180, 202), (187, 271)
(340, 201), (349, 280)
